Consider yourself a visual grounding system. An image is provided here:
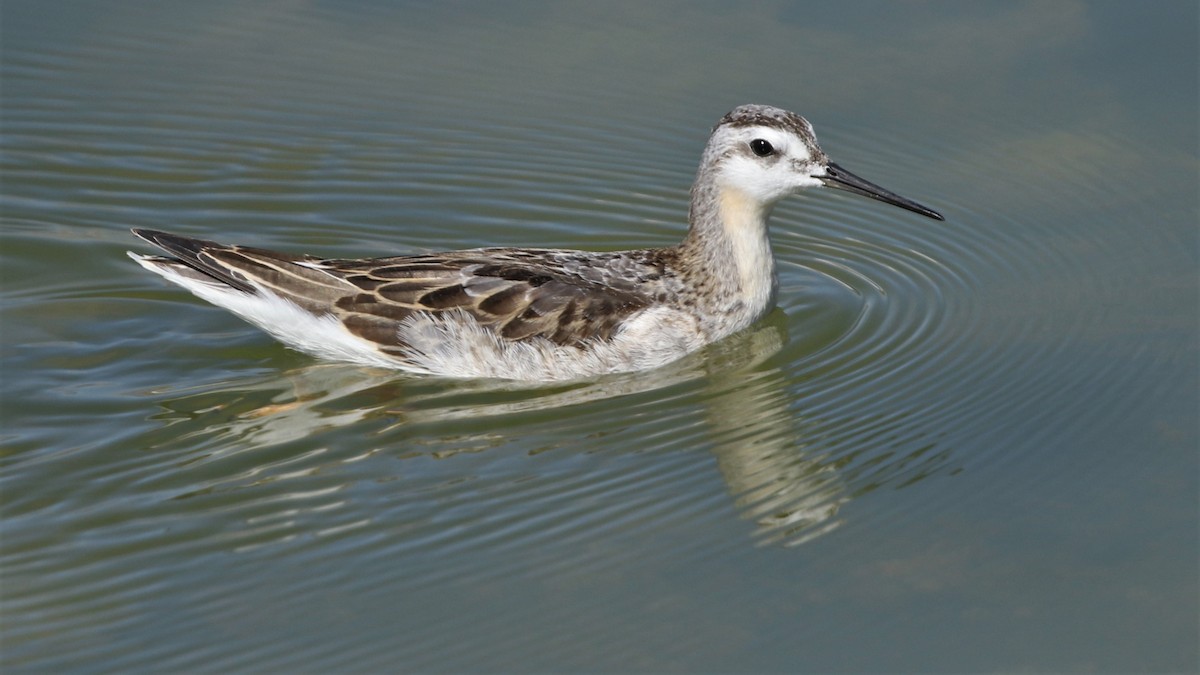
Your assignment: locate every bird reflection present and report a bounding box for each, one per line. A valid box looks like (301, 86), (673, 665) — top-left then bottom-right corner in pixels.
(149, 320), (853, 547)
(697, 332), (848, 546)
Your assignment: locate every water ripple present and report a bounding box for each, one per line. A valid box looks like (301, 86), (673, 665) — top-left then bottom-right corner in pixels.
(3, 7), (1194, 669)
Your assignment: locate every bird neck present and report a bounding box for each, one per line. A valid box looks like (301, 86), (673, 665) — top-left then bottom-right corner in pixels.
(678, 175), (779, 334)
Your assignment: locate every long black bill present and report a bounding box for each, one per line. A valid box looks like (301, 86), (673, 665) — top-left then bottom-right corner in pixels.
(820, 162), (944, 221)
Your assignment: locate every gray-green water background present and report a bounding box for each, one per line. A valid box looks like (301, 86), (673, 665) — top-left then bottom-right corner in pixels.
(2, 1), (1197, 672)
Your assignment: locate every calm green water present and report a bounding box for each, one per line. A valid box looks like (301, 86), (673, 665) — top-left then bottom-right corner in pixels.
(2, 1), (1197, 672)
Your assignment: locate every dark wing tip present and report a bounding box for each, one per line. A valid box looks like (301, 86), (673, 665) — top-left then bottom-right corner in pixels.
(131, 228), (223, 257)
(131, 227), (165, 241)
(130, 228), (257, 294)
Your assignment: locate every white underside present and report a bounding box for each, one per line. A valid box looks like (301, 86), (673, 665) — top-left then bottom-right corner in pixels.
(397, 305), (705, 380)
(130, 253), (706, 381)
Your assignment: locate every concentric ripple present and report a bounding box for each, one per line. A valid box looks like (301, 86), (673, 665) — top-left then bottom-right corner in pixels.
(747, 114), (1197, 529)
(3, 2), (1196, 671)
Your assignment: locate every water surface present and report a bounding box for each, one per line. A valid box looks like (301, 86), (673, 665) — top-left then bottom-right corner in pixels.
(2, 1), (1197, 672)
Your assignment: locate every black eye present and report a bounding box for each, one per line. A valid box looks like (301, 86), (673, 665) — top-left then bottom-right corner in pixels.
(749, 139), (775, 157)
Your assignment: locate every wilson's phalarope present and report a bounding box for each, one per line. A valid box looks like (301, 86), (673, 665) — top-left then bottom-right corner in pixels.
(130, 104), (943, 381)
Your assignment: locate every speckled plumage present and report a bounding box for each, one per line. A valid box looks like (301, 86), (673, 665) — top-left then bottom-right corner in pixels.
(130, 104), (942, 380)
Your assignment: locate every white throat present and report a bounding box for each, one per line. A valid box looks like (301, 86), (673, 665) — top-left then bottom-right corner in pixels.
(717, 186), (778, 322)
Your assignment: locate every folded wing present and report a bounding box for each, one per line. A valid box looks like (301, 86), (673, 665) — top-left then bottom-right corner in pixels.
(132, 229), (653, 359)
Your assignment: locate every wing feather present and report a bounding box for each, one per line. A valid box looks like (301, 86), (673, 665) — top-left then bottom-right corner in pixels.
(337, 257), (652, 348)
(133, 230), (663, 355)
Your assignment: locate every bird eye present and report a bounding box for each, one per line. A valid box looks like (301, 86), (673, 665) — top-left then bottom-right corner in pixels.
(749, 139), (775, 157)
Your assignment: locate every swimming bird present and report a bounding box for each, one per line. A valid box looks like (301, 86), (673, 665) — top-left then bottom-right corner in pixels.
(130, 104), (943, 381)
